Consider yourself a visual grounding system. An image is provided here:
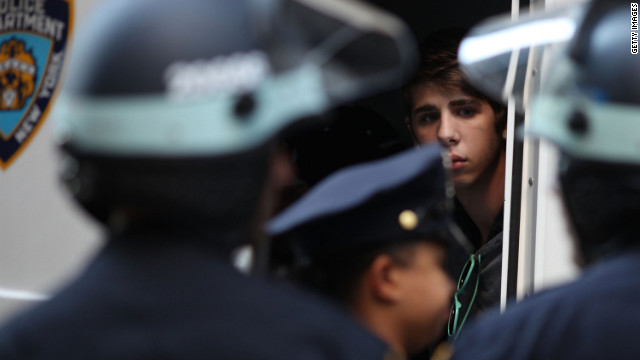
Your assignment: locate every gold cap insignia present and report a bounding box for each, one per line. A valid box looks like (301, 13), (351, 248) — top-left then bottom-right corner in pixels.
(398, 209), (418, 230)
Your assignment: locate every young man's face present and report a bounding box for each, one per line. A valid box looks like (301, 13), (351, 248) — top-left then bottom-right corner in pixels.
(395, 241), (454, 353)
(407, 84), (504, 189)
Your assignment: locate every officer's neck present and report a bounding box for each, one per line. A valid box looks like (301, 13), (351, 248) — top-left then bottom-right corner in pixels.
(108, 210), (255, 257)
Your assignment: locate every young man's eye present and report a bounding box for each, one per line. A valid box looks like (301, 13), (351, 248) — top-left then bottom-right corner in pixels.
(416, 113), (439, 125)
(457, 108), (477, 117)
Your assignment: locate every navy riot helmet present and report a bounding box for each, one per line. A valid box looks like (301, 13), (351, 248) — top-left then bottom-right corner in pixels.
(53, 0), (417, 249)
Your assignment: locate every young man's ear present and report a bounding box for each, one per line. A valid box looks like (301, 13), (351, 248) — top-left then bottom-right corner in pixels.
(367, 254), (404, 304)
(502, 128), (507, 140)
(404, 116), (419, 145)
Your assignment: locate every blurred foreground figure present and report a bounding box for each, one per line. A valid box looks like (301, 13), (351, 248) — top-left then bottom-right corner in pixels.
(268, 144), (471, 357)
(0, 0), (417, 359)
(452, 0), (640, 359)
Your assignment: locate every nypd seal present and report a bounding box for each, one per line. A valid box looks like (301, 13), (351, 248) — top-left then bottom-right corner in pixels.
(0, 0), (71, 169)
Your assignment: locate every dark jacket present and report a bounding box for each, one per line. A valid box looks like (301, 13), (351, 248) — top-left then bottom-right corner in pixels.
(448, 201), (503, 318)
(452, 250), (640, 360)
(0, 231), (389, 360)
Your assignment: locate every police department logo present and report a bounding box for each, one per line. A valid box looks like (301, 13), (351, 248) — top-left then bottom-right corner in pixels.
(0, 0), (72, 169)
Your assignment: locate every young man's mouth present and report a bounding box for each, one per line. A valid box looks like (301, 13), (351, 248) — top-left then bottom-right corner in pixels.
(450, 154), (467, 169)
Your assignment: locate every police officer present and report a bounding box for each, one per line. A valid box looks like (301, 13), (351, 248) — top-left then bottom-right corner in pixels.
(0, 0), (417, 358)
(450, 0), (640, 359)
(268, 144), (471, 358)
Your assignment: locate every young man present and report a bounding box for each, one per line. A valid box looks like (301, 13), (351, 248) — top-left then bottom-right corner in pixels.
(452, 1), (640, 359)
(0, 0), (417, 358)
(402, 28), (507, 335)
(268, 144), (471, 357)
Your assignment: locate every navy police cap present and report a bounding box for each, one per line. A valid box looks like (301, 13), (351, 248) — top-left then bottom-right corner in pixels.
(266, 144), (471, 258)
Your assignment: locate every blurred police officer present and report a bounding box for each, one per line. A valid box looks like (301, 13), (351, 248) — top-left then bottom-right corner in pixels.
(0, 0), (418, 358)
(450, 0), (640, 359)
(268, 144), (471, 358)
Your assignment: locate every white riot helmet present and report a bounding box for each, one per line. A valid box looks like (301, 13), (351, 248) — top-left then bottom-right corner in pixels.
(458, 0), (640, 263)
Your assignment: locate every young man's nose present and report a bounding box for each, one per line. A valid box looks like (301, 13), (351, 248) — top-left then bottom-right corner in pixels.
(437, 112), (458, 146)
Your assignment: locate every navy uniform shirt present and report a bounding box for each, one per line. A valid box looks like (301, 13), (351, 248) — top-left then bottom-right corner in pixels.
(0, 232), (391, 360)
(452, 250), (640, 360)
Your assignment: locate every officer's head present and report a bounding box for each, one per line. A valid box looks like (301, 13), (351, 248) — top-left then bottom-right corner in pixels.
(54, 0), (416, 252)
(267, 144), (469, 355)
(459, 0), (640, 265)
(546, 1), (640, 265)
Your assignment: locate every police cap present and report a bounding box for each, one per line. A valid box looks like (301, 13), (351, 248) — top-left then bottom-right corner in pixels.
(267, 144), (470, 259)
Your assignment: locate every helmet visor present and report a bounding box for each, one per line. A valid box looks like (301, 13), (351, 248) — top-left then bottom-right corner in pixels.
(457, 3), (586, 112)
(268, 0), (418, 104)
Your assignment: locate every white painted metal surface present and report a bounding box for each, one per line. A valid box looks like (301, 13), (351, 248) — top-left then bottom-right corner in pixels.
(514, 0), (581, 304)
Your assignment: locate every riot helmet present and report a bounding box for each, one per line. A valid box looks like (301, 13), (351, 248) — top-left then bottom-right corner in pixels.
(458, 0), (640, 264)
(54, 0), (417, 249)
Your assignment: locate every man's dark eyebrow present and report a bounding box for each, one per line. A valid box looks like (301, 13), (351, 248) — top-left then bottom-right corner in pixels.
(449, 98), (481, 107)
(412, 104), (438, 115)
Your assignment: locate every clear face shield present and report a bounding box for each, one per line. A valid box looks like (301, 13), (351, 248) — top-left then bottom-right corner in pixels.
(457, 3), (585, 113)
(260, 0), (417, 103)
(457, 1), (640, 165)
